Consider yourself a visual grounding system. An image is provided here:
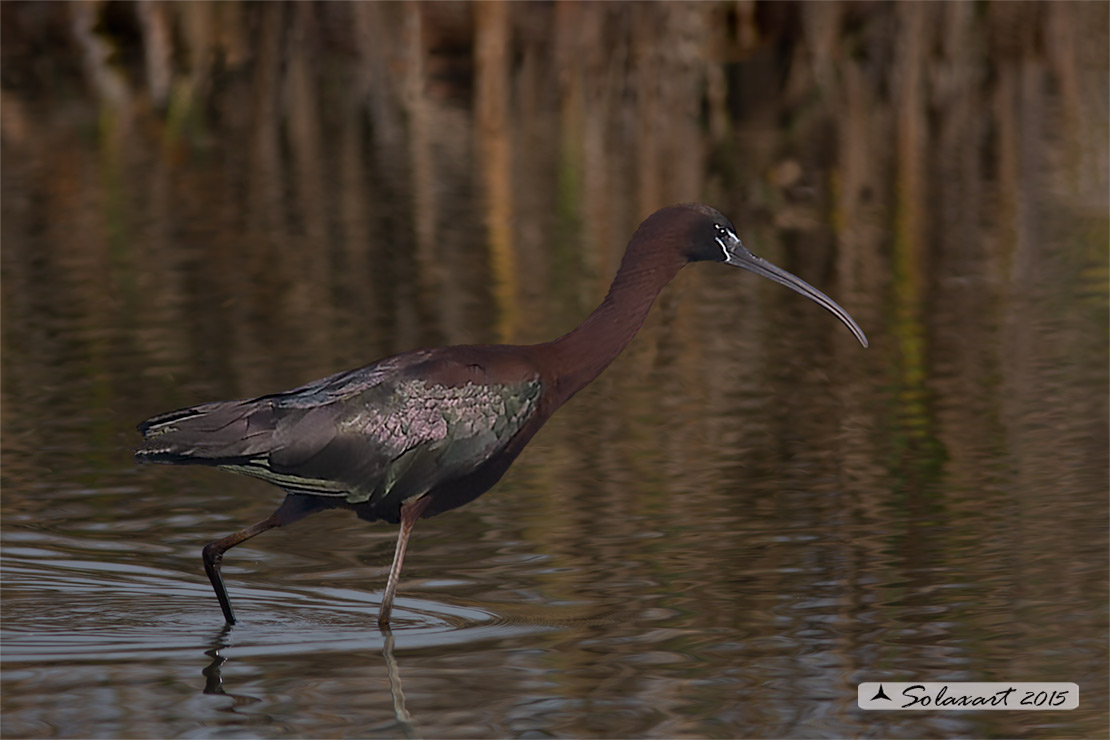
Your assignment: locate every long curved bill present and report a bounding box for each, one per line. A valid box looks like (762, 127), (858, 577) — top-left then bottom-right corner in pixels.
(721, 234), (869, 348)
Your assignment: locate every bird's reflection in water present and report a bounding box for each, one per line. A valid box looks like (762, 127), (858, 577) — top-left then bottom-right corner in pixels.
(381, 627), (419, 738)
(201, 624), (261, 710)
(200, 624), (418, 737)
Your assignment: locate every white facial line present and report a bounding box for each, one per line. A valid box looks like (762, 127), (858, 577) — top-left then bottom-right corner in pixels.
(714, 236), (730, 260)
(714, 225), (738, 262)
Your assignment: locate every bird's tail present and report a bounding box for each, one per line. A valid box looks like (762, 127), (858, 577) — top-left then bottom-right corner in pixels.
(135, 399), (277, 466)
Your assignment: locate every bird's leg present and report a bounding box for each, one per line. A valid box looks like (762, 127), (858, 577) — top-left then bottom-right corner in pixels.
(202, 515), (280, 624)
(202, 494), (324, 624)
(378, 496), (432, 627)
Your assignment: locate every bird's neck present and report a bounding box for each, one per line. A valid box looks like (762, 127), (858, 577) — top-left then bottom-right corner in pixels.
(533, 242), (686, 406)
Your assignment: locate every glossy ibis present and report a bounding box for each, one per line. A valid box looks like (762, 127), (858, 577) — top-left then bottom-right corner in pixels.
(136, 203), (868, 626)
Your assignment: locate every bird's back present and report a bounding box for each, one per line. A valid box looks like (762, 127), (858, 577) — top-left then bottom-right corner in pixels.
(136, 347), (545, 522)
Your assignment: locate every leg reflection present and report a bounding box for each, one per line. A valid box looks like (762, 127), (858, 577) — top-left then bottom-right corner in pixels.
(199, 624), (418, 736)
(201, 626), (264, 713)
(202, 624), (234, 696)
(382, 626), (418, 738)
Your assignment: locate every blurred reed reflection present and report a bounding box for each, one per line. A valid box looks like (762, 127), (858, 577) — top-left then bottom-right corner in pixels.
(1, 2), (1107, 739)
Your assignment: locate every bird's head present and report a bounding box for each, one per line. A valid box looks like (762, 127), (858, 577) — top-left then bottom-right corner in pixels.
(654, 203), (869, 348)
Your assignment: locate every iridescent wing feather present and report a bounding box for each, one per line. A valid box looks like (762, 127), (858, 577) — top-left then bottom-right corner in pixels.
(136, 353), (543, 514)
